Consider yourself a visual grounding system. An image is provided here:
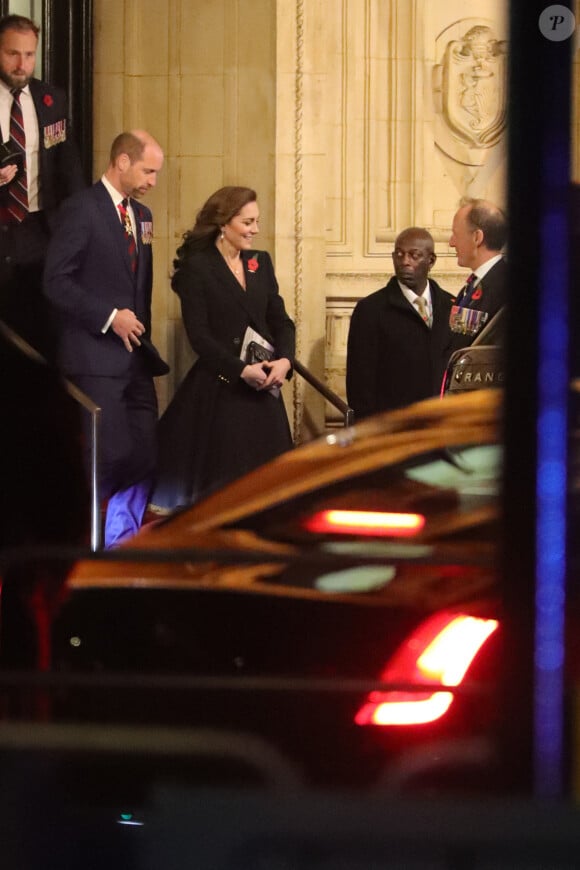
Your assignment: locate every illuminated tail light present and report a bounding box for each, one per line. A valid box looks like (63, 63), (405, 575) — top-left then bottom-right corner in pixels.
(303, 509), (425, 537)
(354, 612), (499, 726)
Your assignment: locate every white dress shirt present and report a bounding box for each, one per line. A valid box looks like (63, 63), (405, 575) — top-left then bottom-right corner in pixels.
(471, 253), (504, 285)
(399, 279), (433, 326)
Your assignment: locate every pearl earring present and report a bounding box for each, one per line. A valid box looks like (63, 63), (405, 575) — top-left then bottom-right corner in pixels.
(220, 230), (224, 242)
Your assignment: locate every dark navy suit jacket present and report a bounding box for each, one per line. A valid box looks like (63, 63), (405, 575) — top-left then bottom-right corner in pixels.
(450, 256), (508, 352)
(0, 78), (84, 219)
(0, 79), (85, 357)
(43, 180), (158, 377)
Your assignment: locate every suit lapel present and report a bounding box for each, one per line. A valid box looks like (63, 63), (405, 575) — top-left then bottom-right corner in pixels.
(481, 258), (506, 291)
(240, 252), (272, 332)
(383, 277), (418, 317)
(133, 201), (144, 282)
(430, 282), (451, 339)
(28, 80), (49, 174)
(28, 80), (43, 141)
(133, 202), (153, 290)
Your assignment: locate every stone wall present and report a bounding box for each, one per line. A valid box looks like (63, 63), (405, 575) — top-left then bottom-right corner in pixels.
(93, 0), (522, 436)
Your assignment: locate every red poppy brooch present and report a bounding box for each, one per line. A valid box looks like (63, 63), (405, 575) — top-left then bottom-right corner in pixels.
(247, 255), (259, 273)
(43, 94), (54, 107)
(471, 286), (483, 301)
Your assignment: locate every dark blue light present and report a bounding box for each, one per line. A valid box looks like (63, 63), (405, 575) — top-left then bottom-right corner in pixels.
(535, 167), (568, 797)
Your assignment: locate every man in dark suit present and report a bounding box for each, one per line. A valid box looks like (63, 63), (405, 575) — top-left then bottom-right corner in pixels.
(449, 198), (508, 349)
(0, 14), (84, 359)
(346, 227), (454, 420)
(44, 130), (167, 548)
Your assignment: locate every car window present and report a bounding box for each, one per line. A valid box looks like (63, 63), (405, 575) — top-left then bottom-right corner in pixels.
(405, 446), (501, 509)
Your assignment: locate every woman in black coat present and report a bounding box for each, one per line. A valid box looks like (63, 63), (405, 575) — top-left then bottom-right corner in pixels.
(151, 186), (295, 511)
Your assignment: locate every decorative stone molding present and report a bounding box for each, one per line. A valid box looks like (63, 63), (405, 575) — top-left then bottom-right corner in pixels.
(292, 0), (305, 442)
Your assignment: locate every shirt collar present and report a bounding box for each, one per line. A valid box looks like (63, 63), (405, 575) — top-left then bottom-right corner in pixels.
(398, 278), (432, 309)
(472, 254), (503, 282)
(101, 174), (131, 209)
(0, 80), (30, 98)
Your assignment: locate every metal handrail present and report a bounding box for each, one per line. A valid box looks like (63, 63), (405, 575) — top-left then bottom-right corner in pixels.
(293, 358), (354, 427)
(62, 378), (101, 551)
(0, 319), (102, 551)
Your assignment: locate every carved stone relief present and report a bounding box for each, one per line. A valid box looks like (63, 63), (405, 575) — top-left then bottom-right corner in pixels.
(317, 5), (509, 431)
(433, 19), (508, 167)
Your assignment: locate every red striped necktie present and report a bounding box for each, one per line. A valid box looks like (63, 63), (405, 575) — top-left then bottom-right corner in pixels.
(7, 88), (28, 223)
(118, 197), (137, 273)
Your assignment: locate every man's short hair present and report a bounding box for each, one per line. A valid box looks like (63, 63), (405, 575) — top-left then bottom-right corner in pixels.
(109, 132), (146, 166)
(462, 198), (507, 251)
(0, 15), (40, 40)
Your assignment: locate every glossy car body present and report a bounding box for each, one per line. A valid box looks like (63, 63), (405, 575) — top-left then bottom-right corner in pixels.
(53, 389), (508, 793)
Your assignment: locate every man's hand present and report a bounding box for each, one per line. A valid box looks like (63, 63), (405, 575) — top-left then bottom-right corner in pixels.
(111, 309), (145, 352)
(0, 164), (18, 186)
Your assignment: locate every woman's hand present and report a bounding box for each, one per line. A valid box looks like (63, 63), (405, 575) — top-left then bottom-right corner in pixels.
(241, 362), (269, 390)
(261, 358), (291, 391)
(241, 358), (291, 391)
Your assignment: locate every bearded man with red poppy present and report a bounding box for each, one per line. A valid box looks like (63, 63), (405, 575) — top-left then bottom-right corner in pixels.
(0, 13), (84, 360)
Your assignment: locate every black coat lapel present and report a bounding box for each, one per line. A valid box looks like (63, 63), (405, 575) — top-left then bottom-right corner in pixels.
(207, 247), (261, 325)
(430, 281), (451, 340)
(382, 277), (417, 316)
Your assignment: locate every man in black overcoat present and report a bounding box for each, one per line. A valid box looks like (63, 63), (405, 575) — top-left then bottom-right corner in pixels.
(346, 227), (454, 420)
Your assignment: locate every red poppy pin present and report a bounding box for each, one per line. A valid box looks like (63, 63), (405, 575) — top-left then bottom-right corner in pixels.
(472, 286), (483, 301)
(247, 254), (259, 273)
(43, 94), (54, 107)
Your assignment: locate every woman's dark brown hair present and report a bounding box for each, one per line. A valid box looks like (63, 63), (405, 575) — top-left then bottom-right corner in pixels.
(174, 186), (257, 267)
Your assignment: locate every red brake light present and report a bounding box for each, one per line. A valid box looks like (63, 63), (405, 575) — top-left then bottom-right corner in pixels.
(354, 612), (499, 726)
(303, 509), (425, 537)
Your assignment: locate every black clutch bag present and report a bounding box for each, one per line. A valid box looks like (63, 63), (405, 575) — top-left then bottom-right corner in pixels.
(246, 340), (275, 365)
